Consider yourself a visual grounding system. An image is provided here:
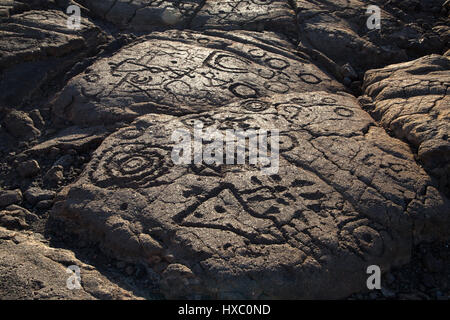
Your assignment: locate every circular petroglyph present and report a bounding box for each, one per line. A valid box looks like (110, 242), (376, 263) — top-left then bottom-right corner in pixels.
(264, 81), (290, 94)
(129, 74), (153, 85)
(352, 225), (384, 257)
(321, 97), (338, 104)
(248, 48), (266, 59)
(229, 83), (259, 99)
(205, 51), (250, 73)
(298, 73), (322, 84)
(265, 58), (290, 70)
(242, 99), (270, 112)
(258, 68), (276, 79)
(334, 107), (354, 118)
(91, 144), (170, 188)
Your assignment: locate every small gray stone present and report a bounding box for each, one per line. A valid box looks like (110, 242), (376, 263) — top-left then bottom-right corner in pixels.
(53, 155), (74, 169)
(17, 160), (40, 178)
(0, 189), (22, 208)
(44, 165), (64, 185)
(35, 200), (54, 210)
(2, 110), (40, 141)
(341, 63), (358, 79)
(24, 187), (56, 206)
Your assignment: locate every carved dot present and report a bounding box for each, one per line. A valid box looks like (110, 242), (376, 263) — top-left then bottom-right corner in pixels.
(214, 205), (226, 214)
(193, 212), (204, 219)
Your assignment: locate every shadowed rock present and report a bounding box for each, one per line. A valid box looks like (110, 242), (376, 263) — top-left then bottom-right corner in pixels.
(76, 0), (204, 30)
(0, 9), (106, 106)
(53, 92), (450, 299)
(191, 0), (297, 36)
(293, 0), (449, 73)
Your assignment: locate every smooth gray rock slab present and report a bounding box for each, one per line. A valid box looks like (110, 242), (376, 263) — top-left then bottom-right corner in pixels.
(53, 91), (450, 299)
(51, 29), (344, 126)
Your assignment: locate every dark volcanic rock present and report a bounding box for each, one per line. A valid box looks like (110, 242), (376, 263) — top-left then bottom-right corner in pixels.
(0, 9), (106, 106)
(17, 159), (40, 178)
(1, 0), (449, 301)
(0, 226), (140, 299)
(2, 110), (40, 140)
(76, 0), (204, 30)
(293, 0), (449, 73)
(53, 92), (450, 299)
(363, 54), (450, 195)
(0, 189), (22, 208)
(191, 0), (297, 36)
(24, 187), (56, 206)
(51, 29), (344, 126)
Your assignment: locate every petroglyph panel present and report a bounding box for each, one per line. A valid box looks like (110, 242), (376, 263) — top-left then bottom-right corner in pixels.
(192, 0), (297, 35)
(51, 30), (344, 125)
(54, 92), (450, 299)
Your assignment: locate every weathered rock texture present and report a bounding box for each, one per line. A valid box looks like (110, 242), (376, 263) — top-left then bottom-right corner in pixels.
(294, 0), (449, 73)
(1, 0), (449, 301)
(0, 9), (106, 106)
(0, 226), (139, 299)
(76, 0), (205, 30)
(51, 30), (343, 126)
(363, 54), (450, 195)
(53, 91), (450, 299)
(192, 0), (297, 36)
